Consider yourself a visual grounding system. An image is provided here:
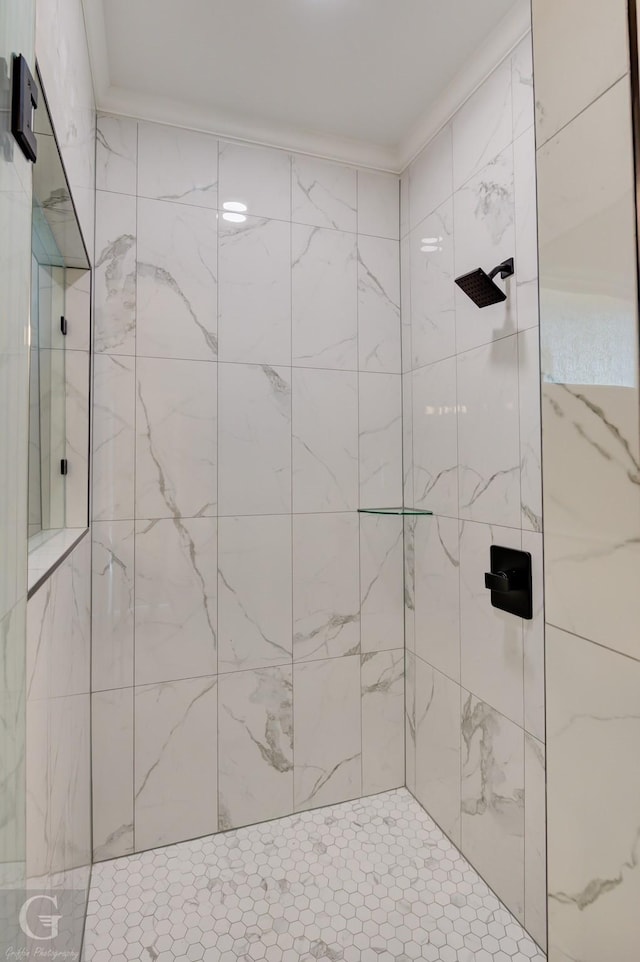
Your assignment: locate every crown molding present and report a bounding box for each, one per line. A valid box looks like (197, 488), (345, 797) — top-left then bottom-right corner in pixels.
(397, 1), (532, 172)
(83, 0), (530, 175)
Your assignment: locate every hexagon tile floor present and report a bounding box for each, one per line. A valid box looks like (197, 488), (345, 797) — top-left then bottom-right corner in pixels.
(83, 789), (545, 962)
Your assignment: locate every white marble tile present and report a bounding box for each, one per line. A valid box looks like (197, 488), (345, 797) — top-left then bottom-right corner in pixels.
(532, 0), (629, 145)
(292, 225), (357, 370)
(359, 372), (402, 509)
(402, 364), (414, 506)
(400, 171), (410, 239)
(405, 650), (416, 794)
(27, 536), (91, 702)
(512, 34), (534, 140)
(518, 326), (542, 532)
(291, 155), (357, 232)
(415, 657), (461, 845)
(357, 170), (399, 240)
(524, 733), (547, 952)
(92, 521), (134, 692)
(412, 356), (458, 516)
(218, 215), (291, 366)
(410, 198), (456, 368)
(547, 626), (640, 962)
(400, 231), (412, 374)
(293, 655), (361, 812)
(136, 357), (217, 520)
(218, 363), (291, 516)
(94, 191), (136, 355)
(357, 235), (401, 374)
(414, 515), (460, 682)
(454, 145), (517, 355)
(92, 353), (136, 522)
(135, 518), (217, 685)
(458, 336), (521, 527)
(538, 79), (640, 662)
(461, 690), (525, 922)
(409, 125), (453, 231)
(218, 666), (293, 831)
(293, 513), (360, 663)
(92, 688), (134, 861)
(64, 348), (90, 528)
(359, 514), (404, 653)
(514, 126), (540, 332)
(218, 140), (291, 221)
(292, 367), (358, 513)
(453, 58), (513, 191)
(404, 517), (416, 654)
(218, 515), (292, 673)
(96, 115), (138, 195)
(522, 531), (545, 743)
(137, 122), (218, 208)
(135, 675), (218, 850)
(459, 520), (523, 727)
(361, 650), (404, 795)
(137, 198), (218, 361)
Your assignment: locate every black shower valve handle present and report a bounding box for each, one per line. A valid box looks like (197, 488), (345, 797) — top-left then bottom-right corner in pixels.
(488, 257), (515, 282)
(484, 567), (523, 593)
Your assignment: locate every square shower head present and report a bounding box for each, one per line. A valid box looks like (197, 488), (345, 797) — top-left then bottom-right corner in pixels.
(455, 268), (507, 309)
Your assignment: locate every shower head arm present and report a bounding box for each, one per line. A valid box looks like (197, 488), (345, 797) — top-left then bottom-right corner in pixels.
(488, 257), (515, 281)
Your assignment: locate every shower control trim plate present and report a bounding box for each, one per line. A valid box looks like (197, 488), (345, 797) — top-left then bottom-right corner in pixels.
(484, 545), (532, 619)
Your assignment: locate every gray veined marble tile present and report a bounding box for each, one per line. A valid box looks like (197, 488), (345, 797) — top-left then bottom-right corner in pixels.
(291, 154), (357, 232)
(361, 650), (404, 796)
(518, 327), (542, 532)
(524, 733), (547, 952)
(408, 125), (453, 231)
(292, 225), (358, 370)
(412, 356), (459, 517)
(292, 367), (358, 513)
(135, 675), (218, 851)
(513, 126), (540, 333)
(293, 655), (361, 812)
(359, 372), (402, 510)
(452, 58), (513, 191)
(522, 530), (545, 743)
(92, 353), (136, 522)
(400, 230), (413, 374)
(546, 626), (640, 962)
(359, 513), (404, 654)
(94, 191), (136, 355)
(218, 362), (291, 516)
(402, 364), (414, 507)
(357, 170), (399, 240)
(218, 215), (291, 367)
(91, 521), (135, 692)
(134, 517), (217, 686)
(414, 514), (460, 682)
(410, 197), (455, 369)
(454, 144), (517, 355)
(136, 198), (218, 361)
(96, 115), (138, 195)
(64, 349), (90, 528)
(461, 690), (525, 922)
(293, 513), (360, 663)
(405, 650), (416, 795)
(459, 520), (524, 728)
(135, 356), (217, 520)
(511, 34), (534, 141)
(218, 666), (293, 831)
(357, 235), (401, 374)
(403, 516), (416, 655)
(137, 122), (218, 208)
(218, 515), (292, 673)
(92, 688), (134, 861)
(415, 657), (461, 845)
(457, 335), (521, 528)
(219, 140), (291, 222)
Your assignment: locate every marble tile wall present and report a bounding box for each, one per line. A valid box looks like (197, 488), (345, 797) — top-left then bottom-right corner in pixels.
(532, 0), (640, 959)
(401, 34), (546, 949)
(92, 118), (404, 856)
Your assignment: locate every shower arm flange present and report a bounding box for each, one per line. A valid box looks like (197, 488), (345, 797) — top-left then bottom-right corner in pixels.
(488, 257), (515, 281)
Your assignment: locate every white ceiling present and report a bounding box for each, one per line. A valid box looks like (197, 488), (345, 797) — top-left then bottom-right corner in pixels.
(82, 0), (531, 171)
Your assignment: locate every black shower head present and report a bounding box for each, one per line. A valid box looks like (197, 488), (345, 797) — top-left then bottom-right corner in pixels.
(455, 257), (515, 309)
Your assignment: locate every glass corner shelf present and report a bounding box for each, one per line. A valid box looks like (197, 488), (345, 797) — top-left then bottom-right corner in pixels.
(357, 507), (433, 516)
